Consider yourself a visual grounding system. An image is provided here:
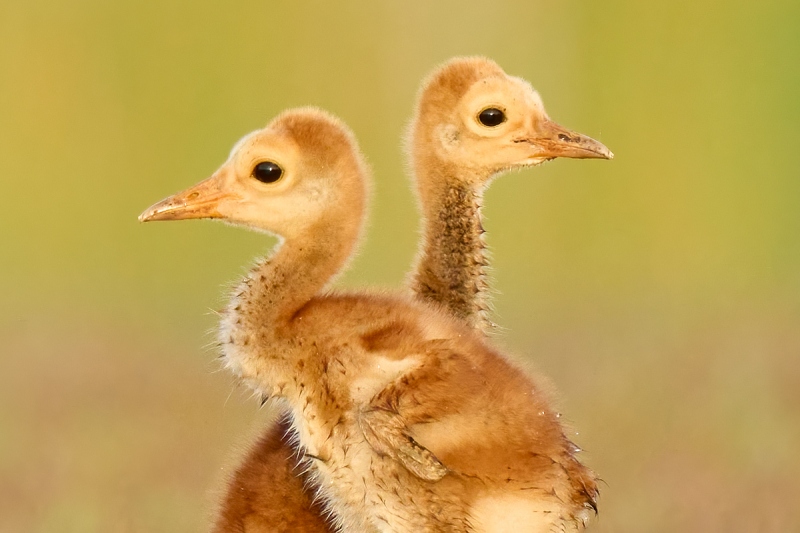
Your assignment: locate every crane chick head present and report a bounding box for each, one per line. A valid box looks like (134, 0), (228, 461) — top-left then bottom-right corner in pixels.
(409, 56), (612, 181)
(139, 107), (369, 240)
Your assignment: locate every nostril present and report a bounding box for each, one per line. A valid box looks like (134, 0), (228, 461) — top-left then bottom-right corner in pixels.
(187, 192), (200, 200)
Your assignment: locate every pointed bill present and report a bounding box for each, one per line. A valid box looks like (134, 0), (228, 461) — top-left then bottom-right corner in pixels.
(139, 174), (237, 222)
(527, 120), (614, 160)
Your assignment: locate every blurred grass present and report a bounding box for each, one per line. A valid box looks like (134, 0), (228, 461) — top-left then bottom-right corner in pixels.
(1, 0), (798, 531)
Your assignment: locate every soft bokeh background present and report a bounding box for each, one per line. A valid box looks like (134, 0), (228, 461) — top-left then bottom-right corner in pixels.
(2, 1), (798, 531)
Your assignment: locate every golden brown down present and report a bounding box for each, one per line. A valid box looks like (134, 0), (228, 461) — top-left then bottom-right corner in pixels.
(211, 57), (611, 532)
(141, 107), (599, 532)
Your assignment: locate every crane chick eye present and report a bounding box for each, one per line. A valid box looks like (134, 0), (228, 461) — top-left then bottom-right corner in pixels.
(477, 107), (506, 127)
(252, 161), (283, 183)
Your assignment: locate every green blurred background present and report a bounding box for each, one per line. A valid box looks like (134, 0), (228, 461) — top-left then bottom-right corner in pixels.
(2, 1), (798, 531)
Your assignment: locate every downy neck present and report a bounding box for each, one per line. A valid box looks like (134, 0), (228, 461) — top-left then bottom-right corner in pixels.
(229, 216), (360, 340)
(410, 157), (492, 333)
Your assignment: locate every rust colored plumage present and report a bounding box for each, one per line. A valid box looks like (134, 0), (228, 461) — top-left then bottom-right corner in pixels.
(211, 416), (331, 533)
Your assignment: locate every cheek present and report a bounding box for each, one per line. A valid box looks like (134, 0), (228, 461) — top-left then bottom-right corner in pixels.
(433, 124), (462, 154)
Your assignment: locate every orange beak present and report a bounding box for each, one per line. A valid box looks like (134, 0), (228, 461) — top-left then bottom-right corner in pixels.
(520, 120), (613, 160)
(138, 173), (238, 222)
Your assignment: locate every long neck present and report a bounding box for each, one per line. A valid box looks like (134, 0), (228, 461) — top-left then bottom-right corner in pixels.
(410, 159), (492, 333)
(229, 218), (359, 340)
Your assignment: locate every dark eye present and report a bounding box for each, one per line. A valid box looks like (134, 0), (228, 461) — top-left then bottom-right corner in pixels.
(478, 107), (506, 127)
(252, 161), (283, 183)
